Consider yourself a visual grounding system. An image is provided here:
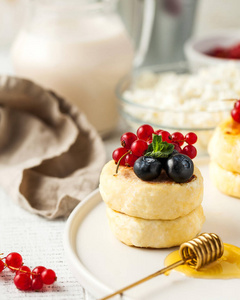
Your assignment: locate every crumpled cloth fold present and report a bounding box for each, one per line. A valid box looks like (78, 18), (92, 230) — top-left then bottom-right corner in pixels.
(0, 76), (106, 219)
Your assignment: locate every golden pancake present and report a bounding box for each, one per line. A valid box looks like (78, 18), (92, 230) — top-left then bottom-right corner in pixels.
(99, 160), (203, 220)
(209, 161), (240, 198)
(208, 118), (240, 173)
(106, 205), (205, 248)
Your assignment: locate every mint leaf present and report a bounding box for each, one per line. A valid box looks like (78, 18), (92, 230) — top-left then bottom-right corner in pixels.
(152, 134), (163, 152)
(144, 134), (174, 158)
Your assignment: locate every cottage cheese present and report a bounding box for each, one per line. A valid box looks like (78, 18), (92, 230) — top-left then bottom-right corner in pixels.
(121, 63), (240, 154)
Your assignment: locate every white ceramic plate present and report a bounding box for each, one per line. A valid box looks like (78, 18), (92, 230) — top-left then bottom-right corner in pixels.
(64, 161), (240, 300)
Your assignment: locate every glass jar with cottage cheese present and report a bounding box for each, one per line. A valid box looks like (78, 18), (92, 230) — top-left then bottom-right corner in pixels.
(117, 62), (239, 155)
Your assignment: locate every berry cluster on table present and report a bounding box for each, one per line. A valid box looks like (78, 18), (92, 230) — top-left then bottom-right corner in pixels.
(0, 252), (57, 291)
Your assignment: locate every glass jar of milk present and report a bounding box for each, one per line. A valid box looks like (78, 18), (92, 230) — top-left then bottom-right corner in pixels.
(11, 0), (134, 137)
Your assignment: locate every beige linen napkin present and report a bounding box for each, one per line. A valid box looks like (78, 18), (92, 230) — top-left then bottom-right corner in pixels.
(0, 76), (106, 219)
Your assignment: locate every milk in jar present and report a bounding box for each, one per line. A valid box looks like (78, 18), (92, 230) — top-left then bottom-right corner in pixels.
(11, 1), (134, 136)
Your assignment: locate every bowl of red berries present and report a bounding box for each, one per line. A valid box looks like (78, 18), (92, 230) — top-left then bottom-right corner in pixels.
(184, 30), (240, 72)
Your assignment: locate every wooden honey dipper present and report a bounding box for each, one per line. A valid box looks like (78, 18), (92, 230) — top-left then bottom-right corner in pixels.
(99, 233), (224, 300)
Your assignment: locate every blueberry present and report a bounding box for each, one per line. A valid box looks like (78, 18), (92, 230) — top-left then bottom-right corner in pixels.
(159, 150), (179, 169)
(165, 153), (194, 183)
(133, 156), (162, 181)
(171, 149), (179, 156)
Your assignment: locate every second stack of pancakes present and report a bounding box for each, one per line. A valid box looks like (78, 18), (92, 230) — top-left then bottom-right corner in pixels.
(209, 117), (240, 198)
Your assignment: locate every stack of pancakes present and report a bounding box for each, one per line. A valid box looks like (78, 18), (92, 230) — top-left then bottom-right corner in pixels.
(99, 160), (205, 248)
(209, 118), (240, 197)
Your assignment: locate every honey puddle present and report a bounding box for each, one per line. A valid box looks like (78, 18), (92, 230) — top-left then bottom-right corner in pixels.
(164, 243), (240, 279)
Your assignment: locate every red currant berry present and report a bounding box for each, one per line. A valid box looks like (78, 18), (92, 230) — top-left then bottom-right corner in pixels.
(155, 129), (163, 135)
(229, 45), (240, 59)
(14, 273), (32, 290)
(137, 124), (154, 141)
(6, 252), (23, 270)
(0, 260), (4, 273)
(125, 153), (139, 167)
(234, 100), (240, 110)
(112, 147), (128, 165)
(171, 132), (184, 146)
(32, 277), (43, 290)
(172, 142), (182, 153)
(131, 140), (148, 157)
(159, 131), (172, 142)
(182, 145), (197, 159)
(32, 266), (46, 279)
(16, 266), (31, 277)
(231, 108), (240, 123)
(41, 269), (57, 285)
(120, 132), (137, 149)
(185, 132), (197, 145)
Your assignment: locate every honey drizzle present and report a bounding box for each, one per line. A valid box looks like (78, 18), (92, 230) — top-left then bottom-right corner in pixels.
(165, 243), (240, 279)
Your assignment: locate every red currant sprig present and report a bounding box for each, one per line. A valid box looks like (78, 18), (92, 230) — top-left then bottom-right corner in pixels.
(112, 125), (153, 170)
(0, 252), (57, 291)
(154, 130), (198, 159)
(231, 100), (240, 123)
